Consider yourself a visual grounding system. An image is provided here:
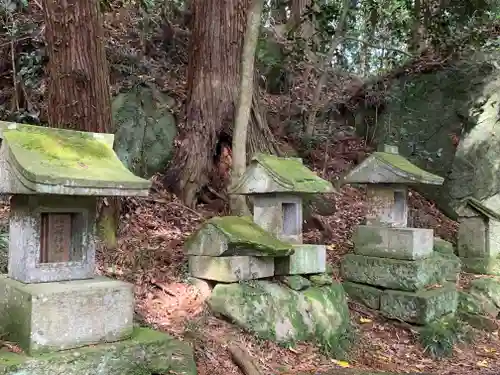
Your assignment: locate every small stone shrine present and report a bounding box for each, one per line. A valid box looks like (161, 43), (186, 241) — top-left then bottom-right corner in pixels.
(187, 154), (351, 348)
(456, 197), (500, 275)
(0, 122), (196, 375)
(340, 145), (461, 324)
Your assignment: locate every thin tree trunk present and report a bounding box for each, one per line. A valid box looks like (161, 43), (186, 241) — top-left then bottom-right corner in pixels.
(410, 0), (423, 53)
(304, 0), (350, 138)
(230, 0), (264, 216)
(165, 0), (279, 208)
(270, 0), (287, 23)
(43, 0), (119, 249)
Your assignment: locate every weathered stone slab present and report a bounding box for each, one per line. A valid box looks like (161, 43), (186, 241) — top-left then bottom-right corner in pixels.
(343, 281), (383, 309)
(458, 291), (499, 317)
(354, 225), (433, 260)
(8, 195), (97, 283)
(185, 216), (294, 257)
(188, 255), (274, 282)
(309, 273), (333, 286)
(433, 237), (454, 255)
(458, 311), (500, 332)
(461, 256), (500, 276)
(341, 253), (459, 291)
(275, 244), (326, 275)
(458, 217), (490, 258)
(380, 283), (458, 324)
(208, 280), (349, 346)
(470, 277), (500, 308)
(0, 328), (196, 375)
(0, 275), (133, 354)
(279, 275), (311, 290)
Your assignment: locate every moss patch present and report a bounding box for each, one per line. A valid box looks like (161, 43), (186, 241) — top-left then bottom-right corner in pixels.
(191, 216), (294, 256)
(2, 123), (149, 189)
(374, 152), (444, 184)
(251, 153), (335, 193)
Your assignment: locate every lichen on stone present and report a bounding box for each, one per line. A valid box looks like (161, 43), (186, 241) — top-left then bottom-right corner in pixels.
(373, 152), (444, 184)
(1, 123), (149, 189)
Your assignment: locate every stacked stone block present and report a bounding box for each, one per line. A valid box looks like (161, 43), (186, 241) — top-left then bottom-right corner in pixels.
(341, 225), (460, 324)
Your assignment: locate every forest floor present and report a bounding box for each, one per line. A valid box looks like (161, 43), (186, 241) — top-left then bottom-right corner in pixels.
(96, 137), (500, 375)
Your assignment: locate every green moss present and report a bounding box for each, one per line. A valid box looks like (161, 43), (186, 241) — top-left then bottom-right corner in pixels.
(202, 216), (294, 256)
(2, 123), (149, 189)
(252, 153), (335, 193)
(374, 152), (444, 184)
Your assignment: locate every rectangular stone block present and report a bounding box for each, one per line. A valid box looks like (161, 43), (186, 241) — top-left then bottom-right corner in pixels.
(341, 252), (459, 291)
(8, 195), (97, 283)
(188, 255), (274, 282)
(342, 281), (382, 309)
(354, 225), (434, 260)
(458, 217), (489, 258)
(380, 283), (458, 324)
(461, 256), (500, 276)
(0, 275), (133, 354)
(274, 244), (326, 275)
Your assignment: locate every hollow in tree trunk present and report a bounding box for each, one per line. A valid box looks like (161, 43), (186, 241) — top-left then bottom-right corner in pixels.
(42, 0), (119, 249)
(165, 0), (280, 208)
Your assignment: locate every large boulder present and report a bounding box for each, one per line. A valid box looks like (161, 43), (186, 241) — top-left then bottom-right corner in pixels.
(208, 280), (350, 349)
(355, 51), (500, 218)
(112, 84), (177, 179)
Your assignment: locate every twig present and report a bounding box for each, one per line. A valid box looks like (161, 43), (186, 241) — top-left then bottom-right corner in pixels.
(10, 40), (18, 112)
(228, 343), (264, 375)
(144, 197), (205, 218)
(343, 36), (413, 57)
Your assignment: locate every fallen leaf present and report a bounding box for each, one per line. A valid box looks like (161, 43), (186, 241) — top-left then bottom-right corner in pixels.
(477, 360), (489, 368)
(332, 359), (350, 368)
(359, 317), (372, 324)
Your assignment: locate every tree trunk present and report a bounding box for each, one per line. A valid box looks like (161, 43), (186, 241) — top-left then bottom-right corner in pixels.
(42, 0), (119, 249)
(304, 0), (350, 138)
(230, 0), (264, 216)
(289, 0), (318, 62)
(165, 0), (279, 208)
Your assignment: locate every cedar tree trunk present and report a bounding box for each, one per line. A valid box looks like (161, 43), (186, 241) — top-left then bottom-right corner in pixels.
(166, 0), (279, 208)
(42, 0), (119, 249)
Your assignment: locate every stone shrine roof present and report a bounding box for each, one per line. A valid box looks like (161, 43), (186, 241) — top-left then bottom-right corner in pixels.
(186, 216), (295, 257)
(230, 153), (336, 195)
(0, 122), (151, 196)
(459, 197), (500, 220)
(342, 145), (444, 186)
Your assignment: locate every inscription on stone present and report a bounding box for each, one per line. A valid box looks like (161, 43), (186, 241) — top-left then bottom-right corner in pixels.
(40, 213), (72, 263)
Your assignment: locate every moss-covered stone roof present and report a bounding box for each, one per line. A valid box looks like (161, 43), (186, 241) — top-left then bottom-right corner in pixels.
(463, 197), (500, 220)
(231, 153), (336, 195)
(189, 216), (295, 256)
(343, 150), (444, 186)
(1, 123), (150, 190)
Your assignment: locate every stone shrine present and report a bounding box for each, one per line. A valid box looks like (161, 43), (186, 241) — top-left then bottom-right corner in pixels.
(456, 197), (500, 275)
(231, 153), (336, 275)
(0, 122), (196, 375)
(341, 145), (461, 324)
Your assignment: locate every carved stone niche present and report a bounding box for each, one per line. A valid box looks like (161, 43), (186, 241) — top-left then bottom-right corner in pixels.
(8, 195), (96, 284)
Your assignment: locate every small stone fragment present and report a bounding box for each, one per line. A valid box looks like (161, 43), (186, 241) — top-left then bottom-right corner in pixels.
(279, 275), (311, 291)
(309, 273), (333, 286)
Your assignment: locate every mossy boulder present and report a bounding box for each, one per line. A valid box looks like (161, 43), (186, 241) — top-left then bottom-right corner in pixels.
(309, 273), (333, 286)
(355, 50), (500, 218)
(113, 84), (177, 179)
(470, 278), (500, 308)
(207, 280), (349, 347)
(434, 237), (454, 255)
(0, 328), (196, 375)
(279, 275), (311, 291)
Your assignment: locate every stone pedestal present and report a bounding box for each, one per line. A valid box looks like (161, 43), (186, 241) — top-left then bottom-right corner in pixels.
(274, 244), (326, 275)
(341, 227), (460, 324)
(189, 255), (274, 282)
(0, 276), (133, 354)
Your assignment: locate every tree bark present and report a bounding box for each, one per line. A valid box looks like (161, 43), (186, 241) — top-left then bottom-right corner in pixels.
(165, 0), (280, 208)
(43, 0), (119, 249)
(230, 0), (264, 216)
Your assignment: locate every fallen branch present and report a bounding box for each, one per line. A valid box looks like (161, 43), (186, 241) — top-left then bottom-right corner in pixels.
(228, 343), (264, 375)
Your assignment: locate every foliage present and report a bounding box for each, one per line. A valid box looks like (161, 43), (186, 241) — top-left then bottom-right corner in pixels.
(0, 230), (8, 274)
(419, 316), (473, 359)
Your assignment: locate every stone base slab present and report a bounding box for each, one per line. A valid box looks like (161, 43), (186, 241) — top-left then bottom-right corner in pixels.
(354, 225), (434, 260)
(342, 281), (383, 309)
(274, 244), (326, 275)
(341, 253), (460, 291)
(188, 255), (274, 282)
(0, 328), (196, 375)
(380, 283), (458, 325)
(0, 275), (133, 354)
(461, 256), (500, 276)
